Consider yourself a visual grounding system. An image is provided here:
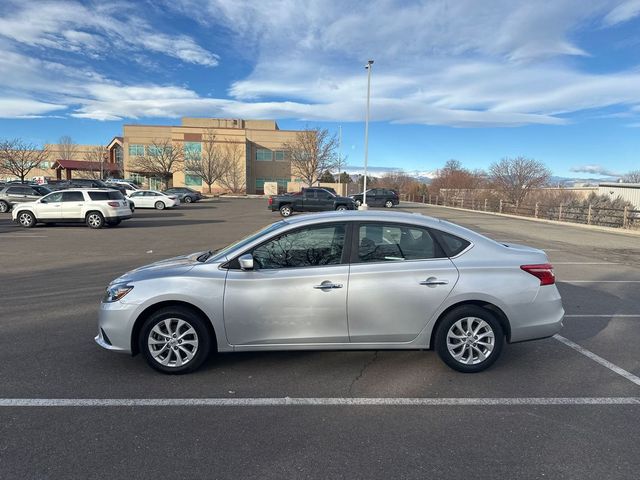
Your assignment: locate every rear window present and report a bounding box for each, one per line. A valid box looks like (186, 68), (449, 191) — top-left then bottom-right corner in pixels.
(88, 191), (124, 201)
(433, 230), (471, 257)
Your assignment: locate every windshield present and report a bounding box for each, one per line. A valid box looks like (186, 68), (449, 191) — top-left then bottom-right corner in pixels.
(210, 221), (287, 262)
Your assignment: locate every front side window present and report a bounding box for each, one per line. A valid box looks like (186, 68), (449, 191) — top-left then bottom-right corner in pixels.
(44, 192), (64, 203)
(358, 223), (440, 263)
(252, 224), (346, 269)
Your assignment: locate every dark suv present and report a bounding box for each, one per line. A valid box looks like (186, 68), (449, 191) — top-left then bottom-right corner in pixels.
(0, 185), (52, 213)
(350, 188), (399, 208)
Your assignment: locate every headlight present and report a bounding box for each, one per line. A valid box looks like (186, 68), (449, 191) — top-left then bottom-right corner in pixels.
(103, 284), (134, 303)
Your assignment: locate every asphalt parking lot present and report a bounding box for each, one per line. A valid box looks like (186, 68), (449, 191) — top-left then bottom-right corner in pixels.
(1, 199), (639, 479)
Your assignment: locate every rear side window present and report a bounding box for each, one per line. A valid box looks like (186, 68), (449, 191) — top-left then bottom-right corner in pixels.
(6, 187), (24, 194)
(62, 192), (84, 202)
(88, 191), (124, 201)
(357, 223), (443, 262)
(433, 230), (471, 257)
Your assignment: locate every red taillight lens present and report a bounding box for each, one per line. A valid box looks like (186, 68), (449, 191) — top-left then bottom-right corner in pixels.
(520, 264), (555, 286)
(107, 201), (120, 208)
(268, 197), (273, 205)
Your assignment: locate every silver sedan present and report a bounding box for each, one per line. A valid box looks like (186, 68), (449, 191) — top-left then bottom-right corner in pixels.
(96, 211), (564, 374)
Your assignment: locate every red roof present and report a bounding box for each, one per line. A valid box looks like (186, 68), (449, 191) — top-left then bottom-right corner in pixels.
(51, 160), (120, 172)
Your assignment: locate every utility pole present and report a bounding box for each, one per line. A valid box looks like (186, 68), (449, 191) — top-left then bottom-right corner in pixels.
(360, 59), (374, 210)
(338, 125), (342, 195)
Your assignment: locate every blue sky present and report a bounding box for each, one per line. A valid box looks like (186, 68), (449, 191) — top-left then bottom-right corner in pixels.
(1, 0), (640, 179)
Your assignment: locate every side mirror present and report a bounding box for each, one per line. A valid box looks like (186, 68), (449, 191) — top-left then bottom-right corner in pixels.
(238, 253), (254, 271)
(40, 199), (47, 204)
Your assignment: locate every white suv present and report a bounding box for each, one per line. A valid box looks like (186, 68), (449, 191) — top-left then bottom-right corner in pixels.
(12, 189), (133, 229)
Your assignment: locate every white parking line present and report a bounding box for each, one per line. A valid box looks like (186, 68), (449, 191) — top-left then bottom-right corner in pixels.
(553, 334), (640, 387)
(553, 262), (619, 265)
(564, 314), (640, 318)
(0, 397), (638, 407)
(560, 280), (640, 283)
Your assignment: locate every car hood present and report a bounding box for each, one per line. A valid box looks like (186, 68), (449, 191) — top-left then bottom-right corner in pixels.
(112, 251), (206, 284)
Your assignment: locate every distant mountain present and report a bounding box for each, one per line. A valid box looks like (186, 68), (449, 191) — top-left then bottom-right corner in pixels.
(341, 165), (436, 183)
(548, 176), (616, 187)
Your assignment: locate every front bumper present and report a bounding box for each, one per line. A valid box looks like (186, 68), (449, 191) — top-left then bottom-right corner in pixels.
(95, 301), (138, 354)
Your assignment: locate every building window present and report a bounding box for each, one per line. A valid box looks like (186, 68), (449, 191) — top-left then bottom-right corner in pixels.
(256, 148), (272, 161)
(128, 144), (145, 156)
(184, 142), (202, 159)
(147, 145), (169, 156)
(185, 174), (202, 186)
(39, 161), (50, 169)
(274, 150), (286, 161)
(114, 145), (123, 165)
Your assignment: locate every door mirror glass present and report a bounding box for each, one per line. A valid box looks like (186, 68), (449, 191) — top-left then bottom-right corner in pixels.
(238, 253), (254, 270)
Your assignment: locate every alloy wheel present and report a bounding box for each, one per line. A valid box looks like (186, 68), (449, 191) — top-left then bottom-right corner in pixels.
(446, 317), (495, 365)
(87, 213), (102, 228)
(18, 212), (34, 227)
(147, 318), (199, 368)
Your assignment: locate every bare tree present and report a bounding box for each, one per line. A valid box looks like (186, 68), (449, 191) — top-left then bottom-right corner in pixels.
(219, 143), (246, 193)
(184, 130), (229, 193)
(283, 128), (338, 187)
(0, 139), (49, 182)
(621, 170), (640, 183)
(77, 146), (108, 180)
(58, 135), (77, 160)
(131, 139), (183, 189)
(489, 156), (551, 204)
(431, 159), (485, 193)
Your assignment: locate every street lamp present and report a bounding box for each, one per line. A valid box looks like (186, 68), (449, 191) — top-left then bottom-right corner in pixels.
(360, 59), (374, 210)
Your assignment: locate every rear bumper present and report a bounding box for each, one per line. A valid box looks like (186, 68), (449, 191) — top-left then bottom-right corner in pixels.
(508, 285), (564, 343)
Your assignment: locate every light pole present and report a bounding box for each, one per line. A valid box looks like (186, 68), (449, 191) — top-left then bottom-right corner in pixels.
(360, 59), (373, 210)
(337, 125), (342, 195)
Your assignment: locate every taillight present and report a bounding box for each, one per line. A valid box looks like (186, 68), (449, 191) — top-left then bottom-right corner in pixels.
(107, 201), (120, 208)
(520, 264), (555, 286)
(168, 196), (176, 200)
(268, 197), (273, 205)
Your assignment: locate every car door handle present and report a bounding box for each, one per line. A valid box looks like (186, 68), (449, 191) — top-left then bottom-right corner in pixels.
(313, 282), (343, 289)
(419, 277), (449, 286)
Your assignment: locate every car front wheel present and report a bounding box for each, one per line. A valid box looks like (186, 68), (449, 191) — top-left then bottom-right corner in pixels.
(434, 306), (504, 373)
(17, 211), (36, 228)
(335, 205), (348, 211)
(139, 306), (212, 374)
(384, 200), (394, 208)
(0, 201), (9, 213)
(354, 199), (362, 207)
(183, 196), (192, 203)
(155, 201), (166, 210)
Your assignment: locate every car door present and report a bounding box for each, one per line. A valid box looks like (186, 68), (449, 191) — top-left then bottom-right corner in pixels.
(128, 191), (145, 207)
(347, 222), (459, 343)
(35, 191), (64, 220)
(223, 222), (350, 345)
(5, 186), (28, 204)
(24, 187), (42, 202)
(61, 191), (85, 219)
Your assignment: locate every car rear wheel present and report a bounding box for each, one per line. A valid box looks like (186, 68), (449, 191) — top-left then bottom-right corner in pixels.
(384, 200), (394, 208)
(354, 199), (362, 207)
(17, 211), (36, 228)
(336, 205), (348, 211)
(86, 211), (105, 229)
(155, 201), (166, 210)
(139, 306), (212, 374)
(434, 306), (504, 373)
(279, 204), (292, 217)
(0, 201), (9, 213)
(183, 196), (192, 203)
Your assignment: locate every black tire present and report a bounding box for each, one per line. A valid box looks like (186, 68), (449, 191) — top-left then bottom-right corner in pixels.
(279, 204), (292, 217)
(0, 201), (9, 213)
(183, 195), (193, 203)
(384, 200), (394, 208)
(434, 305), (504, 373)
(139, 306), (212, 374)
(155, 201), (166, 210)
(335, 205), (348, 211)
(16, 210), (36, 228)
(85, 211), (105, 229)
(107, 219), (122, 227)
(354, 199), (362, 207)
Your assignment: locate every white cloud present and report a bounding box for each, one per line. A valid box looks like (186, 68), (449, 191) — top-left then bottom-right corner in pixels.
(570, 165), (622, 176)
(0, 0), (219, 66)
(0, 98), (66, 118)
(603, 0), (640, 25)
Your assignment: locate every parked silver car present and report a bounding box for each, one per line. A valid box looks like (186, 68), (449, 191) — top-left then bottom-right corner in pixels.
(96, 211), (564, 374)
